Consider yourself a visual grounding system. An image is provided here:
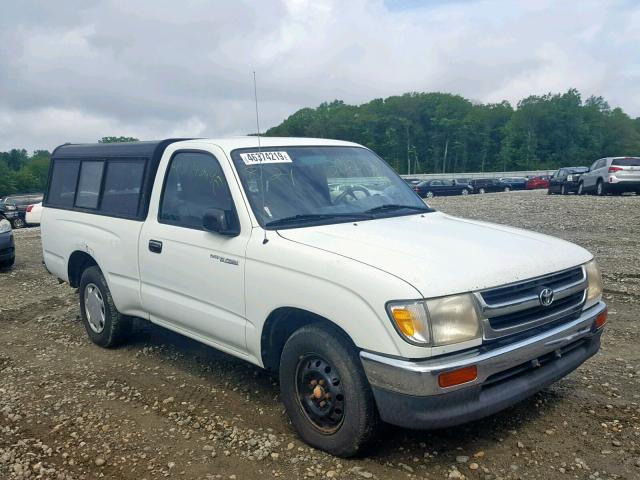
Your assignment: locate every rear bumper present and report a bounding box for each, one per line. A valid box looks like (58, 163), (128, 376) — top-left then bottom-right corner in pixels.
(606, 179), (640, 192)
(360, 302), (606, 429)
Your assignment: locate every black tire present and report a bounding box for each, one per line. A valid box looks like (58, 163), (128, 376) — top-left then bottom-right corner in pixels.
(478, 187), (486, 194)
(577, 182), (584, 195)
(11, 218), (25, 229)
(425, 191), (435, 199)
(79, 265), (131, 348)
(504, 186), (511, 192)
(561, 184), (567, 195)
(596, 180), (605, 196)
(0, 257), (15, 269)
(279, 323), (379, 457)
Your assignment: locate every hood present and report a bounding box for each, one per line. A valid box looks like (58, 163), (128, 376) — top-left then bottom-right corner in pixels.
(278, 212), (592, 298)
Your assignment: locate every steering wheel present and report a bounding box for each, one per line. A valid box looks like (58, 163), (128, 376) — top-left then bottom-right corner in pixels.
(334, 185), (371, 204)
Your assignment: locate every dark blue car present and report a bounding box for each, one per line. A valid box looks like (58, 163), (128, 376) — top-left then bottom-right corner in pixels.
(0, 217), (15, 268)
(499, 177), (528, 191)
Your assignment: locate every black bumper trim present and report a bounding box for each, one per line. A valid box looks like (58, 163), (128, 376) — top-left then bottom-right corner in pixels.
(371, 332), (601, 430)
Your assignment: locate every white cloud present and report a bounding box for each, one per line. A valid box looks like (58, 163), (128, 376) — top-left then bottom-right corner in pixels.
(0, 0), (638, 151)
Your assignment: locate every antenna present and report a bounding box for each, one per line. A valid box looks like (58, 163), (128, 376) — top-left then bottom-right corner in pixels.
(253, 71), (269, 244)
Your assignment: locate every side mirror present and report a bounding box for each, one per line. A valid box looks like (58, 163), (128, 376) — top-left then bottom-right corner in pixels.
(202, 208), (240, 236)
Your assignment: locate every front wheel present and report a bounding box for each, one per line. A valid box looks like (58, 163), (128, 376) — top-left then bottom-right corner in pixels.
(504, 186), (511, 192)
(279, 323), (379, 457)
(478, 187), (486, 194)
(79, 266), (131, 347)
(561, 184), (566, 195)
(577, 182), (584, 195)
(461, 188), (469, 196)
(425, 191), (435, 199)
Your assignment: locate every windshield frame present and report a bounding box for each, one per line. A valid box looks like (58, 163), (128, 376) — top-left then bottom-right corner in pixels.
(230, 144), (431, 230)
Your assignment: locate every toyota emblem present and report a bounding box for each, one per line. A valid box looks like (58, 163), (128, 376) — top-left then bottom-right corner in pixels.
(539, 287), (554, 307)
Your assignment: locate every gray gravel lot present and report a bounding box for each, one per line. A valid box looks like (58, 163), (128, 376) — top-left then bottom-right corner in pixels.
(1, 189), (639, 480)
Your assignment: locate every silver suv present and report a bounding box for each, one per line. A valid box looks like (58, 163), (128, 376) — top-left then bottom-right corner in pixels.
(578, 157), (640, 195)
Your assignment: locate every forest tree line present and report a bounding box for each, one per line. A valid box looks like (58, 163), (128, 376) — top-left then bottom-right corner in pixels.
(266, 89), (640, 175)
(2, 90), (640, 196)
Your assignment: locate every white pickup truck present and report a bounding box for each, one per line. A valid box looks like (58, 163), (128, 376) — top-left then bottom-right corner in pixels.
(41, 137), (607, 456)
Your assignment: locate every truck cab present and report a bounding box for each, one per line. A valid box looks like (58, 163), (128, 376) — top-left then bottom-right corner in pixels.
(42, 138), (607, 456)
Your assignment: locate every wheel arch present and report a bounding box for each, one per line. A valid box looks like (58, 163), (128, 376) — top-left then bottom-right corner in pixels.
(260, 307), (355, 374)
(67, 250), (99, 288)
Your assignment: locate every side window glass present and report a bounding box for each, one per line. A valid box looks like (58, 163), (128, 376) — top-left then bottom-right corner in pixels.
(75, 161), (105, 209)
(47, 160), (80, 207)
(160, 152), (235, 230)
(101, 160), (146, 217)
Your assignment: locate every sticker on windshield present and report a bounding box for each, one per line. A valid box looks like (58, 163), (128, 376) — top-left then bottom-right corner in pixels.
(240, 151), (293, 165)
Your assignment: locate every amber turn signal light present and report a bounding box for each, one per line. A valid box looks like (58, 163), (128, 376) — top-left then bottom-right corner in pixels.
(595, 309), (608, 329)
(438, 365), (478, 388)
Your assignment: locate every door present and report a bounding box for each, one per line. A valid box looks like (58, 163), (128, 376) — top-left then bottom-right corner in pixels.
(139, 150), (250, 352)
(584, 159), (602, 190)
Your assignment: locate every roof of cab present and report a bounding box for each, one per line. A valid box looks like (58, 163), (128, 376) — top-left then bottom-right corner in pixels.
(51, 137), (362, 160)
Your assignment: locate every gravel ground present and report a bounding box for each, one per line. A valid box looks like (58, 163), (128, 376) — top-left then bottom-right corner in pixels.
(1, 189), (639, 480)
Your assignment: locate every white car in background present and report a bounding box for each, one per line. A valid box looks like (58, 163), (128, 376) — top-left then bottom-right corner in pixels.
(25, 202), (43, 225)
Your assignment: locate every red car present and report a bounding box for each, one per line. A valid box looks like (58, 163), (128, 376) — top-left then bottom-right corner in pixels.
(526, 176), (550, 190)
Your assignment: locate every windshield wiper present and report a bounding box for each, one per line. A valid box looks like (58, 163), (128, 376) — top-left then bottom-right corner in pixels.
(364, 204), (433, 214)
(265, 213), (372, 228)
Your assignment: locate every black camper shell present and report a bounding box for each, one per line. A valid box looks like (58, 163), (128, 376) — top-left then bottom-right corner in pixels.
(44, 140), (186, 220)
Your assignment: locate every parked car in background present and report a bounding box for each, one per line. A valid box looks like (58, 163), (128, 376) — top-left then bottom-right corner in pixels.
(526, 176), (550, 190)
(548, 167), (589, 195)
(469, 178), (503, 194)
(403, 178), (422, 187)
(578, 157), (640, 195)
(413, 179), (472, 198)
(25, 202), (43, 225)
(499, 177), (528, 191)
(0, 218), (15, 268)
(0, 193), (44, 228)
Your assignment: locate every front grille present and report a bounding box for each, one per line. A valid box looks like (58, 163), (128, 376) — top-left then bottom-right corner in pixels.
(481, 267), (584, 305)
(477, 266), (587, 340)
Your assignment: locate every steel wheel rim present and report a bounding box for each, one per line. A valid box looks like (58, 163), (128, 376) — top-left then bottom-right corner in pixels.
(84, 283), (106, 333)
(295, 354), (345, 434)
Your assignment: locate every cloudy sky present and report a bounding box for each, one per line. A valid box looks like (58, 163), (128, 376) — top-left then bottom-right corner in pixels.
(1, 0), (639, 152)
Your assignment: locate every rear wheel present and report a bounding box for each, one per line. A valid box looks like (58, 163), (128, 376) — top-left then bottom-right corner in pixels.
(79, 266), (131, 347)
(504, 186), (511, 192)
(461, 189), (470, 196)
(596, 180), (605, 196)
(279, 323), (379, 457)
(11, 218), (25, 229)
(478, 187), (486, 194)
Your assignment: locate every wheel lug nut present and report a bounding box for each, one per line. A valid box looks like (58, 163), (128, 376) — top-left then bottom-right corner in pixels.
(318, 380), (325, 386)
(310, 380), (318, 386)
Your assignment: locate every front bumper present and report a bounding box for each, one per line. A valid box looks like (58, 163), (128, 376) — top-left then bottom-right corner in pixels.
(360, 301), (606, 429)
(0, 232), (15, 262)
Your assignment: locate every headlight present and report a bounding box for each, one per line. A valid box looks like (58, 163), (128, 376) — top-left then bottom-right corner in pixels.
(567, 175), (573, 181)
(387, 293), (481, 346)
(584, 259), (603, 309)
(0, 219), (11, 233)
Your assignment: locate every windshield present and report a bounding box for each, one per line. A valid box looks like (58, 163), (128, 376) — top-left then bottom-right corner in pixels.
(231, 146), (429, 229)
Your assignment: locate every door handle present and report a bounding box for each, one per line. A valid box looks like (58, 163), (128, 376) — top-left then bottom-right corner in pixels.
(149, 239), (163, 254)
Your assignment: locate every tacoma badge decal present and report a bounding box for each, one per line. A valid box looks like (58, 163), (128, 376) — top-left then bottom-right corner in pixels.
(210, 254), (239, 266)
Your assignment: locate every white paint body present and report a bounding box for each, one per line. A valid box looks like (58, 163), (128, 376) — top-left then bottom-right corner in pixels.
(25, 202), (43, 225)
(41, 138), (593, 364)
